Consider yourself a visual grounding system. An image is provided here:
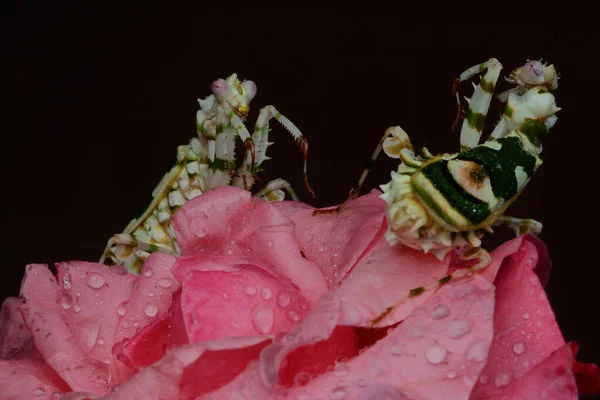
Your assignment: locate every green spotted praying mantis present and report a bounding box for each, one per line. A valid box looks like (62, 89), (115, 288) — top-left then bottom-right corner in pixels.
(100, 73), (315, 273)
(314, 58), (561, 325)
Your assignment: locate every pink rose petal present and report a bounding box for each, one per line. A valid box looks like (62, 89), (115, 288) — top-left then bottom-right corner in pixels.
(334, 222), (450, 327)
(19, 264), (112, 395)
(117, 312), (170, 369)
(1, 297), (38, 360)
(171, 185), (327, 304)
(274, 189), (387, 285)
(284, 275), (496, 400)
(171, 254), (308, 342)
(113, 252), (180, 343)
(479, 342), (578, 399)
(470, 239), (565, 399)
(0, 359), (70, 399)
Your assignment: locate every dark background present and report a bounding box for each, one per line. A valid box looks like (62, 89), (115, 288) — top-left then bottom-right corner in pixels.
(4, 3), (600, 390)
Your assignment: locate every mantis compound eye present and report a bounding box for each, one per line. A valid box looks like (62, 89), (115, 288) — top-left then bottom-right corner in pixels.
(211, 78), (231, 101)
(519, 60), (545, 85)
(242, 80), (257, 101)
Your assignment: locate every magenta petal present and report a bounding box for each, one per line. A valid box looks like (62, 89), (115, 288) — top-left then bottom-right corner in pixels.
(469, 238), (565, 399)
(118, 313), (170, 369)
(284, 275), (496, 400)
(1, 297), (38, 360)
(171, 185), (327, 304)
(0, 359), (70, 399)
(19, 264), (112, 395)
(479, 343), (578, 399)
(274, 189), (387, 286)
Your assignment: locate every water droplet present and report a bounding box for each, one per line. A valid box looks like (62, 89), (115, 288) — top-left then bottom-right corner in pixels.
(148, 291), (156, 297)
(465, 339), (488, 362)
(523, 312), (531, 319)
(252, 304), (274, 334)
(294, 371), (312, 386)
(332, 362), (349, 377)
(51, 392), (61, 400)
(86, 272), (106, 289)
(97, 338), (105, 346)
(522, 360), (530, 368)
(390, 345), (402, 356)
(227, 250), (233, 255)
(287, 310), (300, 322)
(144, 302), (159, 317)
(425, 343), (447, 364)
(512, 341), (527, 355)
(195, 228), (206, 237)
(432, 304), (450, 319)
(268, 241), (273, 248)
(447, 318), (473, 339)
(319, 246), (324, 252)
(158, 278), (173, 288)
(59, 294), (72, 310)
(73, 304), (81, 313)
(261, 287), (272, 300)
(479, 374), (489, 384)
(409, 325), (426, 339)
(277, 291), (291, 308)
(117, 301), (128, 316)
(330, 387), (347, 399)
(446, 369), (457, 379)
(306, 234), (313, 243)
(356, 378), (366, 387)
(243, 284), (257, 296)
(63, 273), (72, 289)
(494, 371), (512, 388)
(143, 267), (154, 277)
(121, 320), (130, 328)
(32, 386), (46, 396)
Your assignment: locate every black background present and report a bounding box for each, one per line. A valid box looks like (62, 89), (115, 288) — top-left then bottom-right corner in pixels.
(4, 3), (600, 392)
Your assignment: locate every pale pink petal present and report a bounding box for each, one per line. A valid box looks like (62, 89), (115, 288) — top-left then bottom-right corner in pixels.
(0, 359), (70, 399)
(171, 254), (308, 342)
(469, 239), (565, 399)
(19, 264), (111, 395)
(273, 189), (387, 286)
(54, 261), (135, 378)
(477, 343), (578, 399)
(114, 252), (180, 343)
(1, 297), (39, 360)
(284, 275), (496, 400)
(171, 185), (327, 304)
(333, 222), (450, 327)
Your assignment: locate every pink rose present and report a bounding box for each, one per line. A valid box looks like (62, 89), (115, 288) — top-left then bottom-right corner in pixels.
(1, 186), (598, 399)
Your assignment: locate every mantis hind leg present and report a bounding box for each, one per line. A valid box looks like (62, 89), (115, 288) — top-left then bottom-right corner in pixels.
(253, 178), (299, 202)
(493, 216), (543, 236)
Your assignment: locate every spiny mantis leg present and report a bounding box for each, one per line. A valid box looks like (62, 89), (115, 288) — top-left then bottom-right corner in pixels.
(221, 102), (256, 189)
(249, 105), (315, 198)
(253, 178), (300, 202)
(312, 126), (417, 216)
(451, 58), (503, 151)
(493, 216), (543, 236)
(370, 246), (492, 327)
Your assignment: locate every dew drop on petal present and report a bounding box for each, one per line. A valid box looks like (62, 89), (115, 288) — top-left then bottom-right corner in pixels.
(268, 241), (273, 248)
(330, 387), (347, 399)
(277, 291), (291, 308)
(447, 318), (473, 339)
(356, 378), (366, 387)
(512, 341), (527, 355)
(97, 338), (105, 346)
(306, 234), (313, 243)
(144, 302), (159, 317)
(494, 371), (512, 388)
(158, 278), (173, 288)
(148, 291), (155, 297)
(252, 304), (274, 334)
(243, 284), (257, 297)
(143, 267), (154, 277)
(332, 362), (349, 377)
(287, 310), (300, 322)
(86, 272), (106, 289)
(465, 339), (488, 362)
(446, 369), (457, 379)
(195, 228), (206, 238)
(432, 304), (450, 319)
(523, 312), (531, 319)
(390, 345), (402, 356)
(409, 325), (426, 339)
(117, 301), (128, 316)
(261, 287), (272, 300)
(479, 374), (489, 384)
(425, 343), (447, 364)
(33, 387), (46, 397)
(73, 304), (81, 313)
(63, 273), (72, 290)
(59, 294), (72, 310)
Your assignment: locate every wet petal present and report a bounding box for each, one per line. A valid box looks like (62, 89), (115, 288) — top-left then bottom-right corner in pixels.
(1, 297), (38, 360)
(117, 313), (170, 369)
(19, 264), (111, 395)
(274, 189), (386, 286)
(0, 359), (70, 399)
(171, 185), (327, 304)
(470, 239), (565, 399)
(284, 275), (496, 400)
(172, 254), (308, 342)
